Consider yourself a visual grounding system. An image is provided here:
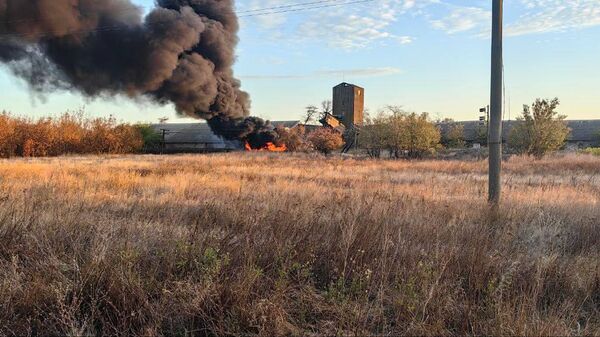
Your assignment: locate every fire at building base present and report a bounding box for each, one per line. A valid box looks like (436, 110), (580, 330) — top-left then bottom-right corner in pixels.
(149, 82), (366, 154)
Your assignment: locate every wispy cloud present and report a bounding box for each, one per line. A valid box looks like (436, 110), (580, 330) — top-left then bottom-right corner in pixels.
(430, 6), (491, 34)
(428, 0), (600, 37)
(242, 0), (425, 50)
(315, 67), (402, 77)
(242, 67), (401, 80)
(507, 0), (600, 36)
(396, 35), (414, 44)
(241, 74), (303, 80)
(240, 0), (600, 48)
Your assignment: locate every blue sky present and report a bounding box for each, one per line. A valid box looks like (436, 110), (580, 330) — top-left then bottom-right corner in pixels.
(1, 0), (599, 122)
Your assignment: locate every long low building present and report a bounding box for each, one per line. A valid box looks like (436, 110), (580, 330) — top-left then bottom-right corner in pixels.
(440, 120), (600, 148)
(150, 121), (300, 153)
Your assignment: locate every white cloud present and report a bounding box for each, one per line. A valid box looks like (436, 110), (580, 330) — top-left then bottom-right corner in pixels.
(242, 0), (427, 50)
(396, 35), (414, 44)
(428, 0), (600, 37)
(506, 0), (600, 36)
(240, 0), (289, 30)
(430, 7), (491, 34)
(298, 1), (410, 49)
(241, 0), (600, 48)
(315, 67), (402, 77)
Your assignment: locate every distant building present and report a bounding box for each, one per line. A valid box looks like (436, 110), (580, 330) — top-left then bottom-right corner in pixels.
(332, 82), (364, 126)
(149, 121), (300, 153)
(439, 120), (600, 149)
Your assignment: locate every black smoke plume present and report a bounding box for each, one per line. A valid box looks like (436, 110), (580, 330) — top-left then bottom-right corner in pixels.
(0, 0), (277, 146)
(208, 115), (281, 149)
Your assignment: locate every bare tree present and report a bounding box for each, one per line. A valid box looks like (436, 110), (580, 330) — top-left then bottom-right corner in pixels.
(304, 100), (334, 125)
(320, 100), (332, 116)
(304, 105), (319, 124)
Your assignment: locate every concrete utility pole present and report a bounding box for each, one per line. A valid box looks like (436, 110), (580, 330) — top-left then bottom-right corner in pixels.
(488, 0), (503, 204)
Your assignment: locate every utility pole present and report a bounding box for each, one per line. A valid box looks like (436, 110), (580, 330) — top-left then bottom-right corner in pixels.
(488, 0), (503, 204)
(160, 129), (167, 155)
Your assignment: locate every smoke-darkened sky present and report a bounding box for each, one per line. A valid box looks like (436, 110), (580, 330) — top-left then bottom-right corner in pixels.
(1, 0), (599, 122)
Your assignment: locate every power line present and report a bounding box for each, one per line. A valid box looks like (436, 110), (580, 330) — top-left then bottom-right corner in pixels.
(0, 0), (375, 40)
(0, 0), (367, 26)
(237, 0), (350, 14)
(239, 0), (375, 17)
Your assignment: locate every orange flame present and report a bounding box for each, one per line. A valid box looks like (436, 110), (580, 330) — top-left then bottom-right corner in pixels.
(245, 141), (287, 152)
(265, 142), (287, 152)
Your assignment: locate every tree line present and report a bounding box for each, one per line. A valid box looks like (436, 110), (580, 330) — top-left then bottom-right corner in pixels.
(0, 110), (152, 158)
(0, 98), (579, 159)
(355, 98), (575, 159)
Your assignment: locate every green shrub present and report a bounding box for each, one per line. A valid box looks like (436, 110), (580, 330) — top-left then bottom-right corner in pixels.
(136, 124), (162, 152)
(508, 98), (570, 158)
(579, 147), (600, 156)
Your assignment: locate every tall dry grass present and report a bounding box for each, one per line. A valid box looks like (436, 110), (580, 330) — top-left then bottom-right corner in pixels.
(0, 153), (598, 336)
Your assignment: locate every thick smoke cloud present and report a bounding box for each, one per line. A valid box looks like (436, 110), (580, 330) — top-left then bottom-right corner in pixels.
(0, 0), (274, 144)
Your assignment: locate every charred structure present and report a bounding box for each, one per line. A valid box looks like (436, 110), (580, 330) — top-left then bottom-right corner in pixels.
(150, 121), (299, 153)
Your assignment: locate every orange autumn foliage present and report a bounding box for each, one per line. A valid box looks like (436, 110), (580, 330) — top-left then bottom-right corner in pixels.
(0, 110), (144, 158)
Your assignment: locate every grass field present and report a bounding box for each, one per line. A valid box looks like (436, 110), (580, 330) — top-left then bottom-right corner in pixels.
(1, 153), (599, 336)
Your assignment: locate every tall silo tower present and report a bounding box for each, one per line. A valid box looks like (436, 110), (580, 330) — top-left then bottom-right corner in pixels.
(332, 82), (364, 126)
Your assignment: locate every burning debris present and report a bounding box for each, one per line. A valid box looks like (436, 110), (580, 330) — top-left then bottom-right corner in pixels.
(0, 0), (280, 147)
(207, 115), (284, 150)
(244, 142), (287, 152)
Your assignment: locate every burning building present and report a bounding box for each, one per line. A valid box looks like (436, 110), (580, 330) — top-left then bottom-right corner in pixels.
(150, 121), (300, 153)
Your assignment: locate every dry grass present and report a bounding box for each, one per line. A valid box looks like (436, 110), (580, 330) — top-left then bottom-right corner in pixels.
(0, 153), (599, 336)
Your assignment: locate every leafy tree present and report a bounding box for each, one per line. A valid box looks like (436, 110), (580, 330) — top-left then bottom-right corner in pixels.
(307, 128), (343, 154)
(401, 111), (442, 158)
(508, 98), (570, 158)
(358, 106), (441, 158)
(442, 123), (466, 148)
(358, 113), (388, 158)
(379, 107), (441, 158)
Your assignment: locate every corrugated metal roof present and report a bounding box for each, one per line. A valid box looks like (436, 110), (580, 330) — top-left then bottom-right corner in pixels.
(271, 120), (301, 129)
(440, 120), (600, 143)
(334, 82), (364, 90)
(566, 120), (600, 141)
(150, 123), (242, 150)
(150, 121), (301, 150)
